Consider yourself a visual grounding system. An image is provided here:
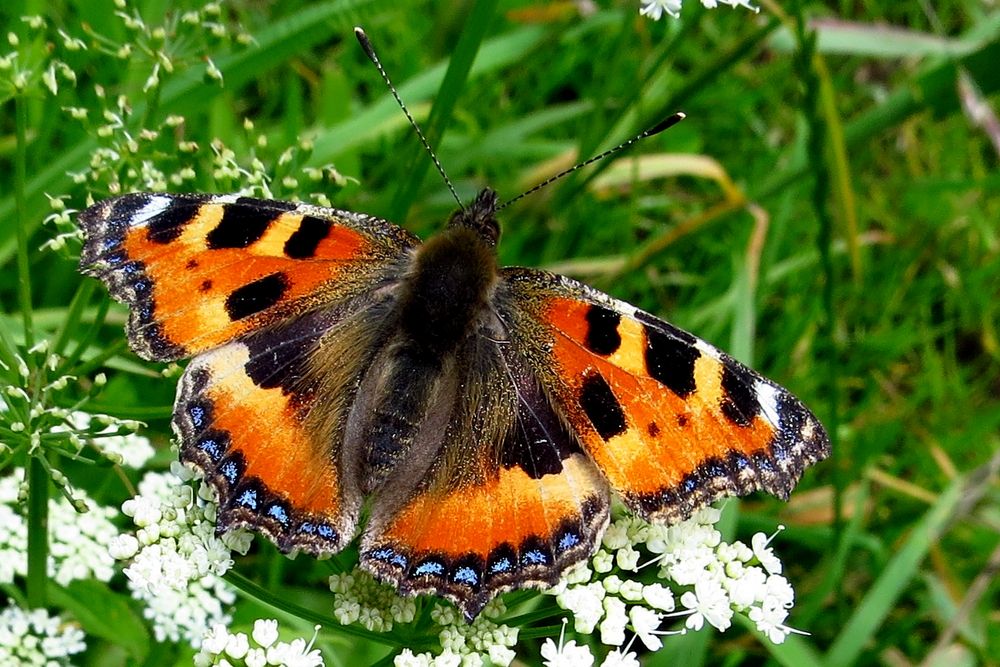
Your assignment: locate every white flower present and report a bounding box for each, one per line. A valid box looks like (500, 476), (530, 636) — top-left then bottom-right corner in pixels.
(540, 625), (594, 667)
(556, 582), (605, 634)
(196, 620), (325, 666)
(749, 600), (792, 643)
(599, 597), (628, 646)
(487, 644), (516, 667)
(679, 579), (733, 632)
(602, 648), (640, 667)
(724, 565), (766, 609)
(395, 648), (432, 666)
(0, 602), (86, 665)
(252, 619), (279, 648)
(639, 0), (683, 20)
(0, 470), (118, 586)
(629, 606), (664, 651)
(114, 471), (243, 646)
(641, 583), (674, 612)
(329, 569), (416, 632)
(550, 500), (805, 655)
(201, 623), (230, 654)
(765, 574), (795, 608)
(751, 528), (783, 575)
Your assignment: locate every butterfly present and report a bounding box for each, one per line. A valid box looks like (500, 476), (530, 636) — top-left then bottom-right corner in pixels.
(78, 186), (829, 620)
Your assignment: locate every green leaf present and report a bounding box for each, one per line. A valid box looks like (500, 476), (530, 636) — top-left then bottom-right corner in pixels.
(48, 579), (150, 662)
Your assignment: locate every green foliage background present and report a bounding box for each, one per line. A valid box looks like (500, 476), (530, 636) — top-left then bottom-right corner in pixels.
(1, 0), (998, 664)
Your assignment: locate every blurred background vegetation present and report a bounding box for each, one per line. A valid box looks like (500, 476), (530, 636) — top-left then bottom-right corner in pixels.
(1, 0), (998, 664)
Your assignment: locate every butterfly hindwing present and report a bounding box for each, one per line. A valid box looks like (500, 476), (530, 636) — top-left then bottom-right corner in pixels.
(501, 268), (830, 525)
(359, 334), (610, 620)
(174, 285), (402, 554)
(78, 193), (418, 361)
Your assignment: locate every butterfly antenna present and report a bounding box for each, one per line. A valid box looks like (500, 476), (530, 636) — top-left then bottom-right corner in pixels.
(354, 27), (464, 211)
(497, 112), (687, 211)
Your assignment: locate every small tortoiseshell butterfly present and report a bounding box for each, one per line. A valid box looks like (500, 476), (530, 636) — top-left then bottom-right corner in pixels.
(78, 186), (829, 619)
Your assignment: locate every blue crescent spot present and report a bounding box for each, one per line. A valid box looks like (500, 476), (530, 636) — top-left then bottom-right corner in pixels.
(489, 557), (513, 574)
(414, 561), (444, 577)
(453, 567), (479, 586)
(522, 550), (548, 566)
(371, 547), (395, 560)
(266, 504), (289, 525)
(188, 405), (207, 428)
(683, 478), (697, 493)
(558, 531), (581, 551)
(220, 461), (239, 485)
(734, 454), (750, 470)
(196, 437), (221, 460)
(757, 457), (775, 472)
(298, 522), (316, 534)
(316, 524), (336, 540)
(105, 251), (125, 266)
(236, 489), (258, 509)
(391, 553), (408, 568)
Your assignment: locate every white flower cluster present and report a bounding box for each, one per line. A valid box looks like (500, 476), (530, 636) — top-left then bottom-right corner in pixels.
(639, 0), (759, 20)
(394, 601), (518, 667)
(195, 619), (324, 667)
(109, 468), (252, 646)
(329, 569), (416, 631)
(0, 470), (119, 586)
(0, 602), (86, 666)
(328, 569), (518, 667)
(548, 507), (803, 664)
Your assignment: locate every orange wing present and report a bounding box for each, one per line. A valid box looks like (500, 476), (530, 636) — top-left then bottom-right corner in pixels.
(501, 268), (830, 525)
(174, 301), (392, 554)
(79, 193), (417, 361)
(360, 342), (610, 620)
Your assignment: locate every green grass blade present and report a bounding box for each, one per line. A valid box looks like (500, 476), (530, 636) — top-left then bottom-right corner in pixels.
(387, 0), (500, 220)
(770, 14), (1000, 58)
(307, 25), (547, 167)
(825, 477), (965, 667)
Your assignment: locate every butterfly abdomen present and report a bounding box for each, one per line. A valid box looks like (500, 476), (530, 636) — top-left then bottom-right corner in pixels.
(356, 225), (499, 492)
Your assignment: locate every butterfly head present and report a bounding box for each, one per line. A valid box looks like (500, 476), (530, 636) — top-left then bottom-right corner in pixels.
(448, 188), (500, 247)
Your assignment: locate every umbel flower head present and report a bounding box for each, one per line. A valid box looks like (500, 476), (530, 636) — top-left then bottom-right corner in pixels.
(109, 466), (251, 646)
(319, 505), (805, 665)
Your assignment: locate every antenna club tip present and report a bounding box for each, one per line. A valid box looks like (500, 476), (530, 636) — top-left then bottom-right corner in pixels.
(354, 27), (377, 62)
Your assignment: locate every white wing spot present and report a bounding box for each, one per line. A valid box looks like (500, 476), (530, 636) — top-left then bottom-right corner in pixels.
(755, 379), (782, 428)
(130, 195), (172, 226)
(695, 339), (720, 360)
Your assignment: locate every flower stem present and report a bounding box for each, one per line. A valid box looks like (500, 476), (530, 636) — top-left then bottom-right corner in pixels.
(27, 454), (49, 607)
(14, 94), (35, 351)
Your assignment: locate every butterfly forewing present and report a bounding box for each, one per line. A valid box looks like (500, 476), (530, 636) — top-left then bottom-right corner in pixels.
(78, 193), (418, 361)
